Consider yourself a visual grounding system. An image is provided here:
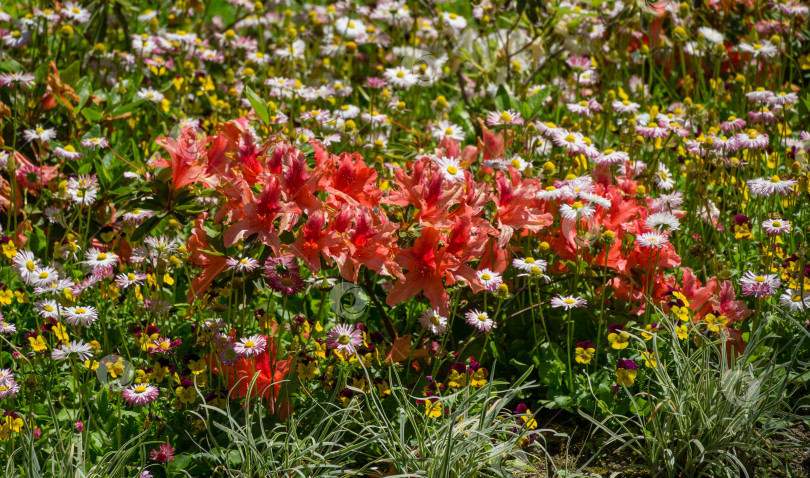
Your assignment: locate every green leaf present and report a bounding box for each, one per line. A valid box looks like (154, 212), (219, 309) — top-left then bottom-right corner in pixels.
(28, 226), (48, 256)
(528, 86), (550, 117)
(109, 99), (145, 118)
(95, 152), (113, 188)
(81, 107), (102, 123)
(494, 85), (510, 112)
(245, 85), (270, 125)
(76, 76), (92, 109)
(630, 397), (650, 416)
(130, 214), (162, 243)
(0, 59), (22, 73)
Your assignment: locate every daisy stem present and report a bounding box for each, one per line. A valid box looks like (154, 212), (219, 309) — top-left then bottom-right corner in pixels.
(566, 308), (573, 392)
(644, 248), (654, 324)
(241, 274), (249, 334)
(595, 248), (609, 370)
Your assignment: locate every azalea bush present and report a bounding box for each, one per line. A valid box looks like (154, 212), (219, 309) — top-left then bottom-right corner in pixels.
(0, 0), (809, 476)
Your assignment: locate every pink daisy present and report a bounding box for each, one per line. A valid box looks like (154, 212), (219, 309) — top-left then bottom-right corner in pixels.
(550, 295), (588, 310)
(326, 324), (363, 353)
(123, 384), (160, 406)
(150, 443), (175, 463)
(486, 110), (524, 126)
(740, 271), (780, 298)
(762, 218), (791, 235)
(234, 334), (267, 357)
(465, 309), (496, 332)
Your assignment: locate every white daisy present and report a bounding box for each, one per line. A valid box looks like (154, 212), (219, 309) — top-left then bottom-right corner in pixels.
(780, 289), (810, 312)
(761, 218), (791, 235)
(645, 212), (680, 232)
(419, 309), (448, 336)
(137, 87), (165, 103)
(635, 231), (669, 248)
(435, 156), (465, 182)
(35, 299), (60, 319)
(12, 250), (40, 284)
(383, 67), (419, 89)
(476, 269), (503, 292)
(550, 295), (587, 310)
(85, 248), (119, 269)
(559, 201), (596, 220)
(234, 334), (267, 357)
(63, 306), (99, 327)
(654, 164), (675, 190)
(432, 120), (465, 142)
(465, 309), (495, 332)
(51, 340), (94, 361)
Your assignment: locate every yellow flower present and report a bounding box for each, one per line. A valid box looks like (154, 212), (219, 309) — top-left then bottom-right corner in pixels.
(641, 351), (657, 368)
(175, 386), (196, 404)
(705, 313), (728, 332)
(351, 377), (367, 392)
(375, 379), (391, 397)
(14, 290), (29, 303)
(1, 242), (17, 259)
(425, 399), (442, 418)
(671, 304), (690, 322)
(470, 368), (488, 387)
(189, 358), (206, 375)
(734, 223), (753, 240)
(574, 346), (595, 364)
(7, 416), (23, 433)
(51, 323), (70, 345)
(518, 408), (538, 430)
(447, 369), (467, 389)
(107, 357), (127, 379)
(151, 364), (170, 382)
(675, 325), (688, 340)
(193, 374), (207, 388)
(671, 292), (691, 322)
(641, 324), (660, 340)
(135, 369), (150, 384)
(616, 367), (637, 387)
(315, 341), (328, 359)
(0, 290), (13, 305)
(28, 335), (47, 352)
(607, 331), (630, 350)
(297, 360), (318, 380)
(302, 321), (324, 335)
